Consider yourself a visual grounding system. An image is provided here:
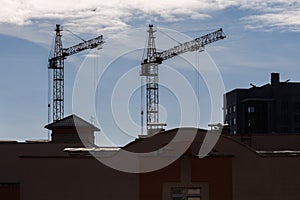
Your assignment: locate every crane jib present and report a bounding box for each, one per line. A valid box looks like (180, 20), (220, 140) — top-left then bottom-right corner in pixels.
(156, 28), (226, 61)
(48, 35), (104, 69)
(63, 35), (104, 57)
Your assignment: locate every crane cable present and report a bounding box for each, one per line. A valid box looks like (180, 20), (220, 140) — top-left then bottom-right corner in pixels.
(140, 28), (149, 135)
(47, 68), (51, 140)
(47, 34), (55, 140)
(157, 28), (182, 45)
(141, 76), (144, 135)
(64, 27), (86, 42)
(141, 27), (149, 62)
(195, 51), (200, 128)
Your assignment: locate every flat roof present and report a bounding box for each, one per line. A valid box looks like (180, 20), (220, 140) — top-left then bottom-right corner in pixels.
(257, 150), (300, 157)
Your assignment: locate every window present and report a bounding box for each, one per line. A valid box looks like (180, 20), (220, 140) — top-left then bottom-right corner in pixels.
(0, 183), (20, 200)
(248, 106), (255, 113)
(295, 114), (300, 123)
(171, 187), (201, 200)
(281, 101), (288, 109)
(233, 105), (236, 113)
(295, 127), (300, 133)
(280, 126), (289, 133)
(280, 112), (289, 124)
(294, 102), (300, 113)
(233, 118), (236, 125)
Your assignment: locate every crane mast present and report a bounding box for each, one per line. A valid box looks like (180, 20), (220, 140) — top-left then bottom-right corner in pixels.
(49, 25), (64, 122)
(140, 25), (164, 134)
(141, 25), (226, 134)
(48, 24), (104, 122)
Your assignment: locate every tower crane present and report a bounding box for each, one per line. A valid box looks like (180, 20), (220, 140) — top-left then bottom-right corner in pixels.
(141, 25), (226, 134)
(48, 24), (104, 122)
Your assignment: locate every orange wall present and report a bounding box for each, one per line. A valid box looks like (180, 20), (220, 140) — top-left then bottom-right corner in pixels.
(192, 157), (232, 200)
(140, 160), (181, 200)
(140, 156), (232, 200)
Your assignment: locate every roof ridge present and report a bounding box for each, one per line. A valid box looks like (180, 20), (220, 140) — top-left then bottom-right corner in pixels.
(44, 114), (100, 131)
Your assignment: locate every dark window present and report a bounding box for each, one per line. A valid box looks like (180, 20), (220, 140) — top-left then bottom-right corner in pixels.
(281, 101), (288, 109)
(294, 102), (300, 113)
(0, 183), (20, 200)
(280, 112), (289, 124)
(294, 115), (300, 123)
(280, 127), (289, 133)
(295, 128), (300, 133)
(171, 187), (201, 200)
(280, 101), (289, 124)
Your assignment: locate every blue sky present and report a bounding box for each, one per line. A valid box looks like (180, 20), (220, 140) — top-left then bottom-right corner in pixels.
(0, 0), (300, 145)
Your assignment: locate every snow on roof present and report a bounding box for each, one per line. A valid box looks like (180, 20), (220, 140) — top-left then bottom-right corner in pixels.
(64, 147), (120, 152)
(257, 150), (300, 156)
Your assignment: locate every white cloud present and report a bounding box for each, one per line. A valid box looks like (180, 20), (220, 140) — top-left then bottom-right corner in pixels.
(236, 0), (300, 31)
(0, 0), (300, 43)
(0, 0), (216, 30)
(242, 10), (300, 31)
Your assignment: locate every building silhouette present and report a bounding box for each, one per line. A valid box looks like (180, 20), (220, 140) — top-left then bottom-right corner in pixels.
(224, 73), (300, 134)
(1, 115), (300, 199)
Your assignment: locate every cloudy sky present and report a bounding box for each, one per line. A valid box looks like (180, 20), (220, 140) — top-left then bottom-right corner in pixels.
(0, 0), (300, 145)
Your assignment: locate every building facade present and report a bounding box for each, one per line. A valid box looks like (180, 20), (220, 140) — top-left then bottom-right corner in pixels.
(224, 73), (300, 134)
(1, 115), (300, 200)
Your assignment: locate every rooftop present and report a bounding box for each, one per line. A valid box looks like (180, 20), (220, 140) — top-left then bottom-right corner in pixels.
(45, 114), (100, 131)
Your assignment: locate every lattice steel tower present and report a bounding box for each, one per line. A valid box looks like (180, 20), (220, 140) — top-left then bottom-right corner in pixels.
(141, 25), (165, 134)
(141, 24), (226, 134)
(48, 24), (104, 122)
(51, 24), (64, 121)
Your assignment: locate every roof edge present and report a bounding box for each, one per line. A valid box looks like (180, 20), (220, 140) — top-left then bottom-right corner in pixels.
(44, 114), (100, 131)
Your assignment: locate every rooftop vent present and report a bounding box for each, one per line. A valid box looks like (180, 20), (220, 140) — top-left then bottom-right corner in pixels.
(271, 73), (280, 86)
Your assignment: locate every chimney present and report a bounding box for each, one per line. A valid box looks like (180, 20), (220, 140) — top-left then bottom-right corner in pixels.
(271, 73), (280, 86)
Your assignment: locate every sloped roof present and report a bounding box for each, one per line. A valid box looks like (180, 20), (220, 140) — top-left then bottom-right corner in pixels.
(45, 114), (100, 131)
